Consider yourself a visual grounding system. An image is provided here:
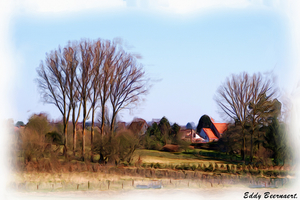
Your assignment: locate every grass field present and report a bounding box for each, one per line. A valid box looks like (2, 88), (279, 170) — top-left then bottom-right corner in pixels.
(133, 149), (238, 166)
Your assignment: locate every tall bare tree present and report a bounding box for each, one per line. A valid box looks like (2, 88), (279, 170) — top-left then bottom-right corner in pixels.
(62, 44), (82, 156)
(215, 72), (252, 161)
(88, 40), (106, 160)
(98, 40), (116, 135)
(36, 49), (72, 155)
(109, 52), (148, 132)
(77, 40), (94, 160)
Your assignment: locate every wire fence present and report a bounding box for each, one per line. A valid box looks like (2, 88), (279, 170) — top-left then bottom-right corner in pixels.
(10, 172), (290, 192)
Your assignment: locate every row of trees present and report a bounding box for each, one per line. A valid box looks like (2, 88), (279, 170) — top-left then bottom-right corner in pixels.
(36, 38), (148, 160)
(215, 72), (290, 164)
(143, 117), (189, 151)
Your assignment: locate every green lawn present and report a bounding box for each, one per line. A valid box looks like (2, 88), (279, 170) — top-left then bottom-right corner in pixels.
(133, 149), (235, 166)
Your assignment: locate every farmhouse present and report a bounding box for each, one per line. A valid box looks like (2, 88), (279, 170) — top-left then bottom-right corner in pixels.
(128, 118), (149, 136)
(198, 121), (228, 142)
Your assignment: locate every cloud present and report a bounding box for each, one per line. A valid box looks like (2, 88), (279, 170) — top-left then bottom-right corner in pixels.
(15, 0), (126, 13)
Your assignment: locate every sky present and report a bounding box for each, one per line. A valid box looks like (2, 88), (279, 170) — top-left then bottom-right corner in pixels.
(2, 0), (297, 127)
(1, 0), (300, 198)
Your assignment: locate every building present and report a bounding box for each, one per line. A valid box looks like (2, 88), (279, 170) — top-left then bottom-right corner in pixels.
(197, 121), (228, 142)
(128, 118), (149, 136)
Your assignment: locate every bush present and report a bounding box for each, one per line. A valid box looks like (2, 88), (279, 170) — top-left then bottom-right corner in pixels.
(214, 163), (219, 171)
(93, 129), (139, 165)
(45, 131), (63, 145)
(279, 170), (288, 177)
(183, 164), (191, 170)
(191, 164), (197, 171)
(141, 163), (147, 168)
(205, 163), (214, 172)
(154, 163), (161, 169)
(226, 164), (231, 173)
(264, 170), (276, 177)
(175, 164), (184, 170)
(249, 168), (260, 176)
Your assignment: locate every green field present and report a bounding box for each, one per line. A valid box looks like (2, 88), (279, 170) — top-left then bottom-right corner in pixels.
(133, 149), (239, 166)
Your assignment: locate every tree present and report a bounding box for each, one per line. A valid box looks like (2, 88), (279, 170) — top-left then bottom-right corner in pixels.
(170, 123), (180, 144)
(196, 115), (212, 133)
(98, 40), (115, 135)
(186, 122), (194, 130)
(262, 117), (289, 165)
(218, 124), (243, 156)
(36, 50), (72, 155)
(76, 40), (94, 160)
(26, 113), (51, 136)
(247, 73), (277, 162)
(89, 40), (105, 154)
(158, 117), (171, 145)
(15, 121), (25, 127)
(62, 43), (82, 156)
(109, 48), (148, 132)
(215, 72), (252, 161)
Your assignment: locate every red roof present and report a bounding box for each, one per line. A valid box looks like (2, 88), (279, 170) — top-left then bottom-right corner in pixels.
(202, 128), (218, 140)
(213, 123), (227, 134)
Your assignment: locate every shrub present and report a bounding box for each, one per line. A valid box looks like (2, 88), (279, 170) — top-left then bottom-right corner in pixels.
(183, 164), (191, 170)
(226, 164), (231, 173)
(191, 164), (197, 171)
(154, 163), (161, 169)
(45, 131), (63, 145)
(264, 170), (274, 177)
(214, 163), (219, 171)
(206, 163), (214, 172)
(197, 164), (202, 171)
(249, 168), (260, 176)
(279, 170), (288, 177)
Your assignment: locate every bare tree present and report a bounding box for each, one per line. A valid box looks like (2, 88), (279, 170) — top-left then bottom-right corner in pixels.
(36, 49), (72, 155)
(215, 72), (252, 161)
(98, 40), (116, 135)
(62, 44), (82, 156)
(88, 40), (106, 160)
(76, 40), (94, 160)
(109, 52), (148, 132)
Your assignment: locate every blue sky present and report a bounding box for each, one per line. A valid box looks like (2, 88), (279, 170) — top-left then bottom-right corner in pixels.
(3, 0), (298, 126)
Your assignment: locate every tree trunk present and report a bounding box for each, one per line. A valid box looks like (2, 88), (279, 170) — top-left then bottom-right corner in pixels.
(63, 119), (68, 157)
(73, 123), (77, 156)
(82, 124), (85, 161)
(91, 107), (95, 162)
(250, 131), (253, 163)
(110, 112), (116, 132)
(241, 126), (245, 161)
(101, 105), (105, 135)
(82, 101), (87, 161)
